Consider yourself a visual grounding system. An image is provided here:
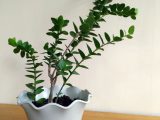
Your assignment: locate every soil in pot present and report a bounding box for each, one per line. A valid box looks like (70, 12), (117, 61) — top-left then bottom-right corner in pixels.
(32, 95), (77, 107)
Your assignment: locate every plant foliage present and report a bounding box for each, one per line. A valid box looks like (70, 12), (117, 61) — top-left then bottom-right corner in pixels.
(8, 0), (137, 104)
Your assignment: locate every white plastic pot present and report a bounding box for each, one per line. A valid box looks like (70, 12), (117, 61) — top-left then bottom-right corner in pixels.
(17, 86), (91, 120)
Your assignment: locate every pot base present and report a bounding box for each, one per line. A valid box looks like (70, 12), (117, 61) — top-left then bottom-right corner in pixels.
(18, 86), (91, 120)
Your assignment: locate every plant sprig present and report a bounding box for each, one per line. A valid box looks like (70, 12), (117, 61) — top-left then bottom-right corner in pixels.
(8, 0), (137, 105)
(55, 25), (135, 100)
(8, 38), (44, 103)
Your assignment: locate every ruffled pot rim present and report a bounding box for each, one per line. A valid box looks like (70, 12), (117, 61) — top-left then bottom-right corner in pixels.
(17, 86), (92, 110)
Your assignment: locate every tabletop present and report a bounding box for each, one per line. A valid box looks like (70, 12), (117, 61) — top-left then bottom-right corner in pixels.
(0, 104), (160, 120)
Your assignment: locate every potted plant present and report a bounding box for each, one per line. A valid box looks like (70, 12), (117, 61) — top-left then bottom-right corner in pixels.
(8, 0), (137, 120)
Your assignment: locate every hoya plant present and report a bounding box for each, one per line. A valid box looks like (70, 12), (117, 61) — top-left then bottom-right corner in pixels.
(8, 0), (137, 106)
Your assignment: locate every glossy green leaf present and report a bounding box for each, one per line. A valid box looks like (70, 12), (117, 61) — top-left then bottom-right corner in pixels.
(120, 29), (124, 37)
(104, 32), (111, 42)
(26, 70), (42, 74)
(79, 16), (84, 24)
(126, 35), (133, 39)
(8, 38), (17, 47)
(36, 74), (42, 79)
(35, 87), (44, 94)
(64, 66), (73, 70)
(26, 83), (34, 90)
(36, 80), (44, 84)
(89, 32), (97, 36)
(20, 51), (25, 58)
(79, 65), (88, 69)
(72, 71), (80, 75)
(37, 98), (46, 104)
(73, 22), (78, 33)
(128, 25), (135, 35)
(117, 3), (125, 11)
(61, 31), (68, 35)
(98, 34), (104, 44)
(66, 83), (73, 87)
(58, 59), (66, 70)
(93, 37), (100, 48)
(63, 76), (67, 82)
(113, 36), (122, 42)
(78, 49), (85, 59)
(25, 75), (35, 79)
(27, 92), (35, 101)
(87, 44), (93, 54)
(63, 20), (69, 27)
(13, 48), (20, 53)
(70, 31), (77, 38)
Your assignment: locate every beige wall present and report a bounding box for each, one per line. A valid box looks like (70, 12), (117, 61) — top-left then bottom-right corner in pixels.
(0, 0), (160, 116)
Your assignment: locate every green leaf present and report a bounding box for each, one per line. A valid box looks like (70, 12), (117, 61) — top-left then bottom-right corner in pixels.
(66, 53), (73, 58)
(56, 41), (62, 44)
(93, 53), (101, 56)
(35, 87), (44, 94)
(58, 15), (64, 27)
(73, 22), (78, 33)
(8, 38), (17, 47)
(98, 34), (104, 44)
(13, 48), (20, 53)
(87, 44), (93, 54)
(37, 98), (46, 104)
(27, 92), (35, 101)
(61, 31), (68, 35)
(64, 66), (73, 70)
(89, 32), (97, 36)
(104, 32), (111, 42)
(25, 75), (35, 79)
(36, 80), (44, 84)
(93, 37), (100, 48)
(70, 31), (77, 38)
(120, 29), (124, 37)
(64, 60), (73, 65)
(117, 3), (125, 11)
(17, 40), (23, 46)
(63, 76), (67, 82)
(126, 35), (133, 39)
(66, 83), (73, 87)
(71, 41), (78, 47)
(131, 15), (136, 20)
(72, 71), (79, 75)
(51, 17), (57, 24)
(26, 63), (34, 65)
(79, 65), (88, 69)
(79, 16), (84, 24)
(123, 6), (130, 17)
(110, 4), (117, 12)
(20, 51), (25, 58)
(113, 36), (122, 42)
(58, 59), (66, 70)
(27, 70), (42, 74)
(80, 23), (90, 34)
(63, 20), (69, 27)
(59, 71), (68, 75)
(36, 74), (42, 79)
(26, 83), (34, 90)
(78, 49), (85, 59)
(74, 57), (79, 65)
(128, 25), (135, 35)
(26, 67), (34, 70)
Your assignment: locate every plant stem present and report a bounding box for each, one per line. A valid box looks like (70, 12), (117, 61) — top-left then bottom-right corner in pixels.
(56, 43), (109, 100)
(55, 82), (65, 103)
(48, 79), (54, 103)
(48, 63), (57, 103)
(61, 34), (79, 59)
(30, 55), (37, 102)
